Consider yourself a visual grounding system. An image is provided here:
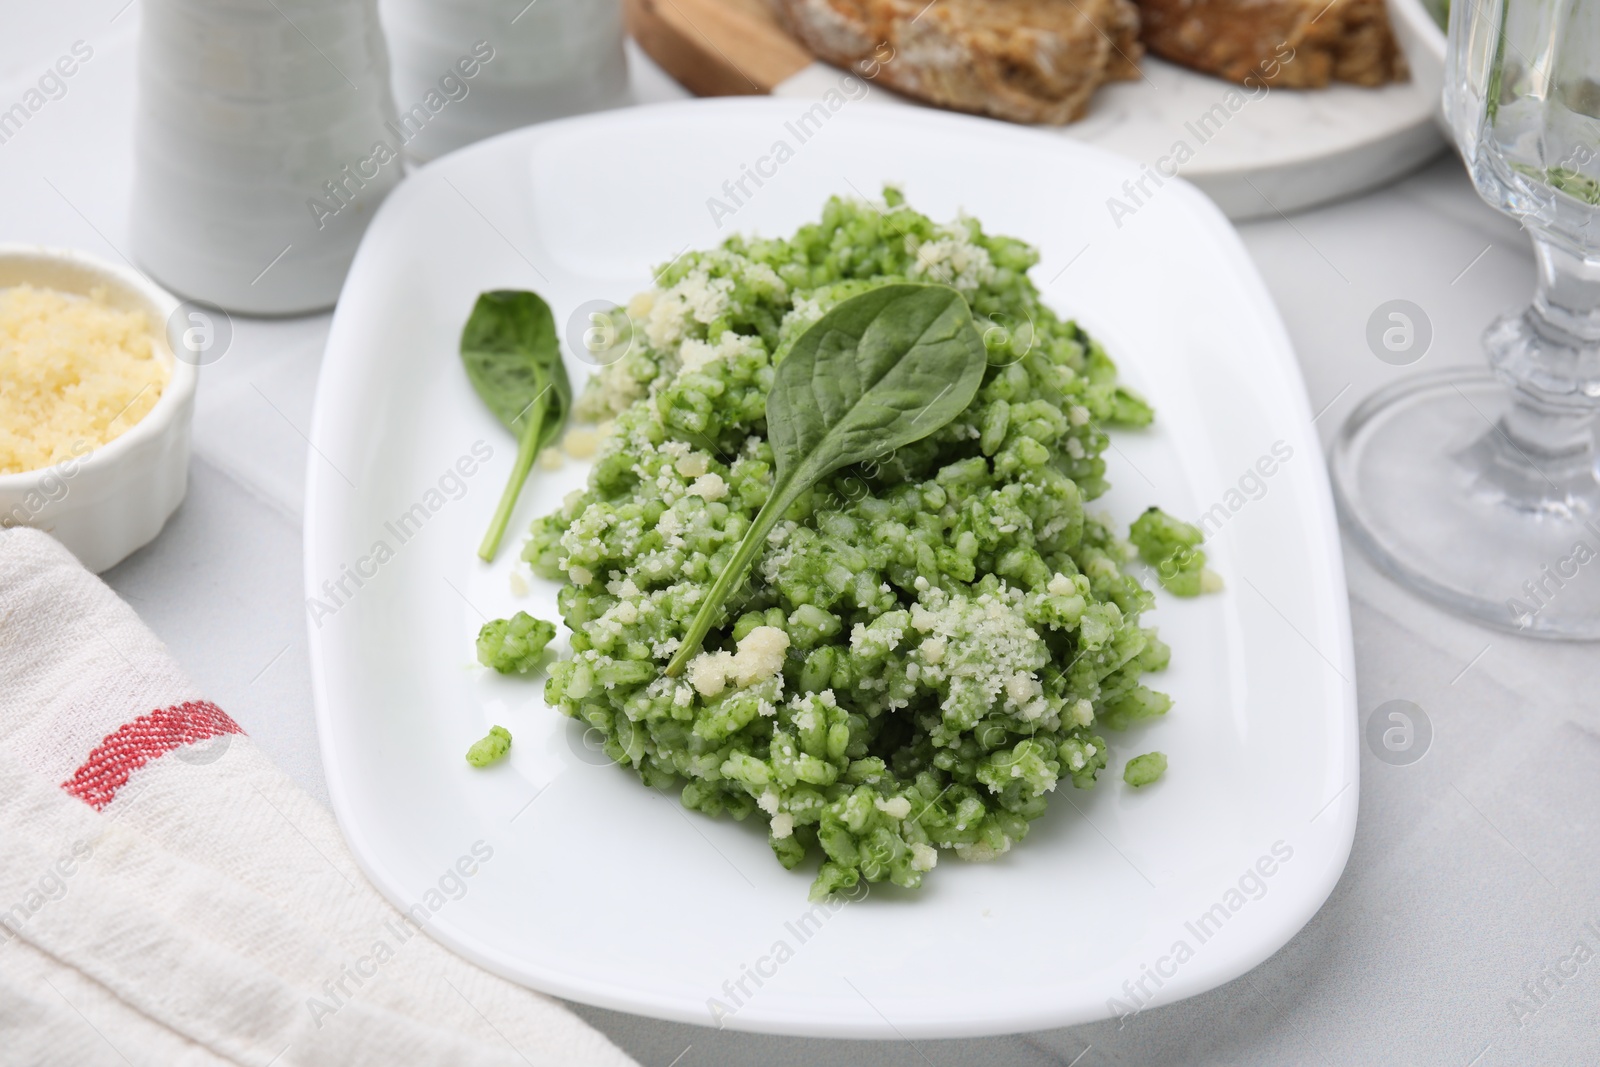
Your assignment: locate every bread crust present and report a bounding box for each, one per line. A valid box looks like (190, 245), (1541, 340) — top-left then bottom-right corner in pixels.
(1135, 0), (1407, 87)
(771, 0), (1144, 124)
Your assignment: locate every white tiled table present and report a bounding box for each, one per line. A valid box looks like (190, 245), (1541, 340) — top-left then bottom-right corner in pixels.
(6, 5), (1599, 1064)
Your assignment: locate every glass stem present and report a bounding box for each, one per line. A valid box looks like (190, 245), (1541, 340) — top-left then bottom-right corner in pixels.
(1530, 239), (1600, 350)
(1483, 236), (1600, 489)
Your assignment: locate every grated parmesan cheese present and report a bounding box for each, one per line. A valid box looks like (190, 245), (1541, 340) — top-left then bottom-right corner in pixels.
(904, 222), (997, 293)
(0, 285), (168, 475)
(673, 452), (709, 478)
(686, 625), (791, 697)
(562, 426), (603, 460)
(874, 796), (912, 819)
(688, 472), (728, 501)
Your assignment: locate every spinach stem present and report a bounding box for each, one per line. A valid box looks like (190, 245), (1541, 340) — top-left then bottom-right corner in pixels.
(664, 470), (804, 676)
(478, 399), (547, 562)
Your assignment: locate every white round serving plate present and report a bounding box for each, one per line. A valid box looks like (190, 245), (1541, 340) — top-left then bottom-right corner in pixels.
(776, 54), (1446, 220)
(0, 245), (194, 573)
(1385, 0), (1448, 127)
(306, 98), (1358, 1038)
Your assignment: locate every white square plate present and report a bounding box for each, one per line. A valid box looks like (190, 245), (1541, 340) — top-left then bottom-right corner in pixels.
(307, 98), (1357, 1038)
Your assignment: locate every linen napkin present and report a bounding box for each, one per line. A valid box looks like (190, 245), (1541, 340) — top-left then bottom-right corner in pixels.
(0, 527), (638, 1067)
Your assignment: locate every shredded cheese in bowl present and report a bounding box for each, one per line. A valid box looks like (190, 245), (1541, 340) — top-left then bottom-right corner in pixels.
(0, 284), (169, 475)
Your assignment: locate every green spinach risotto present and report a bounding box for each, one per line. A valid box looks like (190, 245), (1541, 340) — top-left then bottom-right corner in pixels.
(516, 189), (1208, 897)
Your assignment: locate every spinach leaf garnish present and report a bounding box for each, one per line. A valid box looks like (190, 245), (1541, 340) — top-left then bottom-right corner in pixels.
(664, 283), (987, 676)
(461, 290), (572, 562)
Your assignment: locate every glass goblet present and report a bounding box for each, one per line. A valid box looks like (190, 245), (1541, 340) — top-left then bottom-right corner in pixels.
(1330, 0), (1600, 637)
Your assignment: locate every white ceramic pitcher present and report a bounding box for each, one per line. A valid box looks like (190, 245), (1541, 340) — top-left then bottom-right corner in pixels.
(379, 0), (628, 162)
(131, 0), (401, 314)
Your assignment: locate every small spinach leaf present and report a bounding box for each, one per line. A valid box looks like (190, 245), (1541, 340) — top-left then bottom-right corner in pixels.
(664, 283), (987, 676)
(461, 290), (572, 562)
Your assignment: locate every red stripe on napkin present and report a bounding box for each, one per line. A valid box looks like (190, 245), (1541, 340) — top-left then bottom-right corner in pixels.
(61, 700), (244, 810)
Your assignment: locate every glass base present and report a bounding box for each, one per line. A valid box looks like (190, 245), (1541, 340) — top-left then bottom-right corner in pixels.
(1330, 368), (1600, 639)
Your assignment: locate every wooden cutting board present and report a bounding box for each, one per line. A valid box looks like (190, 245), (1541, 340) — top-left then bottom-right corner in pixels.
(624, 0), (814, 96)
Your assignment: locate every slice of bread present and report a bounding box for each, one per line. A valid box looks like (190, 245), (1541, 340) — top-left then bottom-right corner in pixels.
(1135, 0), (1407, 88)
(771, 0), (1143, 125)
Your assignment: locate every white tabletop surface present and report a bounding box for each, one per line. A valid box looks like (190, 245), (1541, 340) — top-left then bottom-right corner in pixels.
(7, 4), (1600, 1065)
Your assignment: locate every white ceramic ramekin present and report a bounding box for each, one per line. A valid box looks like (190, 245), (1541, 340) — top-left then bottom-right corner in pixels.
(0, 246), (197, 572)
(129, 0), (402, 314)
